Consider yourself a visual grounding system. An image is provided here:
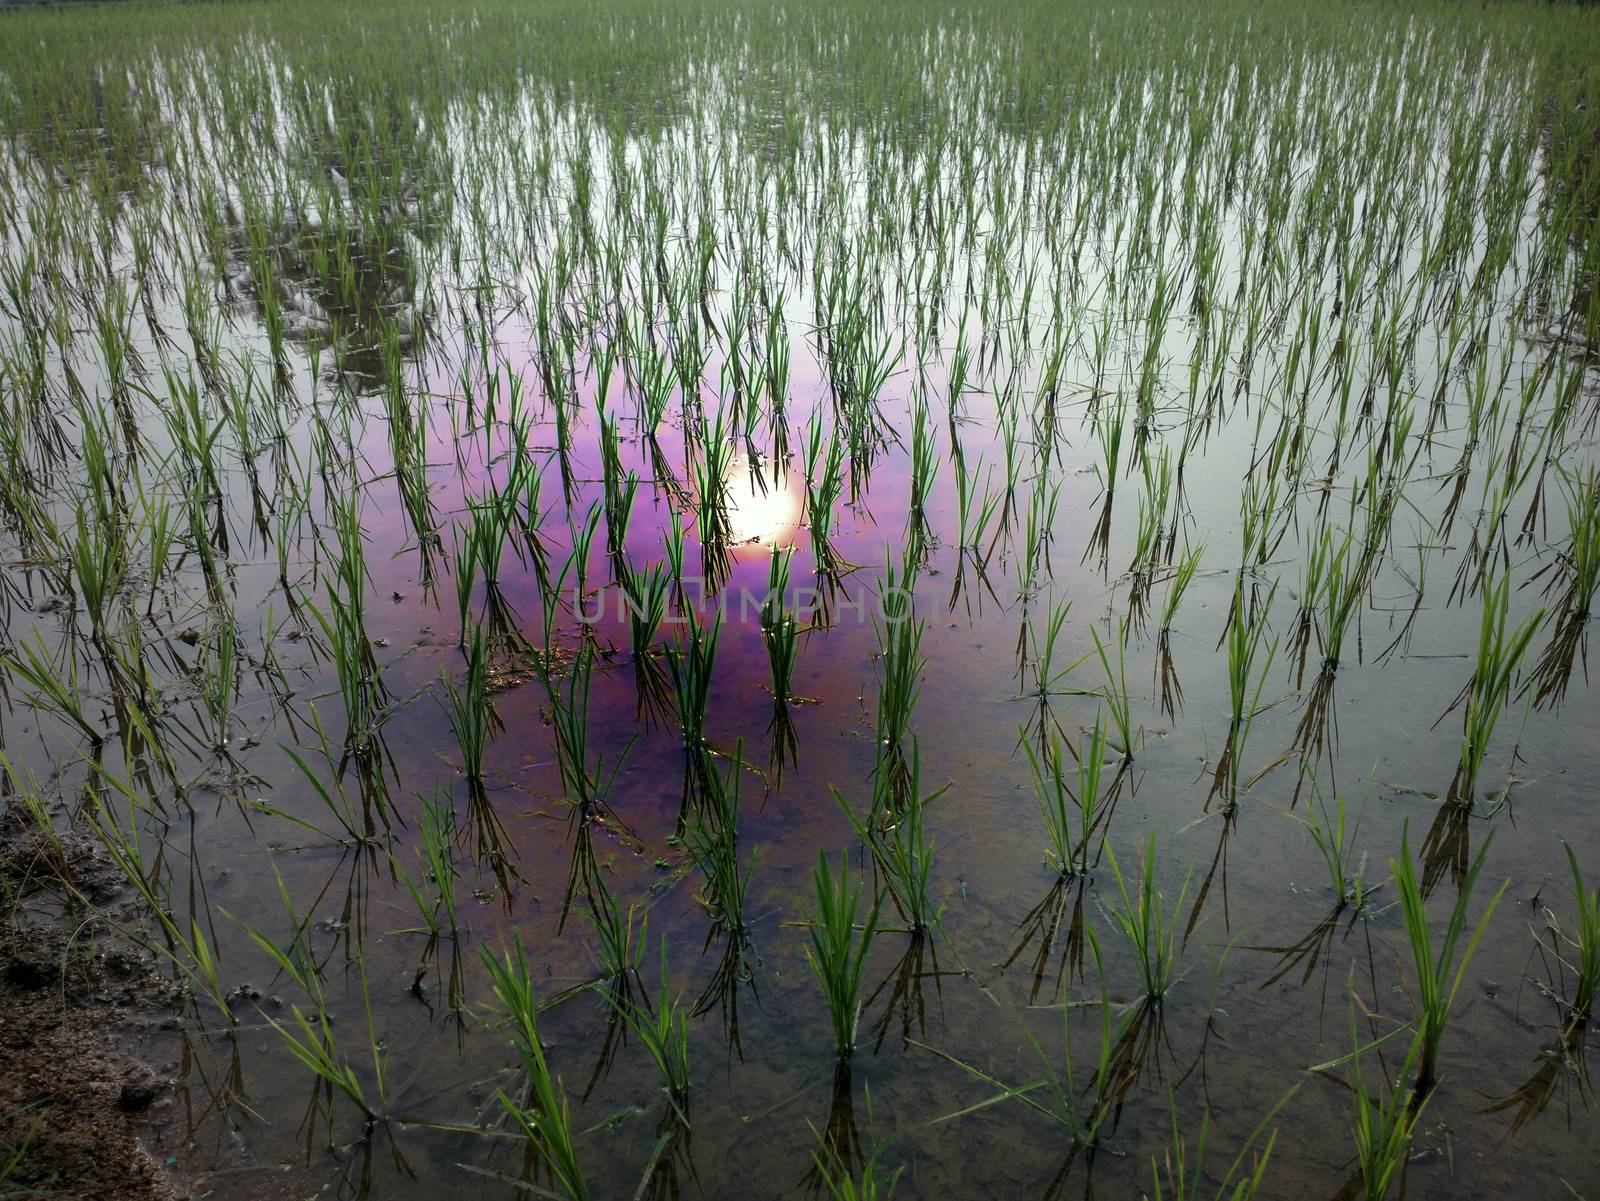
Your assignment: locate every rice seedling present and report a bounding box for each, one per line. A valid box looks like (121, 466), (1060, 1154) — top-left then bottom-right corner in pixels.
(480, 938), (590, 1201)
(1210, 582), (1280, 810)
(1302, 792), (1375, 912)
(683, 743), (755, 936)
(761, 543), (800, 702)
(1023, 713), (1111, 878)
(1344, 1002), (1430, 1201)
(440, 624), (497, 789)
(806, 850), (883, 1059)
(1143, 1087), (1297, 1201)
(1548, 841), (1600, 1038)
(834, 742), (949, 934)
(1090, 621), (1137, 761)
(1103, 833), (1191, 1004)
(1391, 823), (1507, 1091)
(608, 939), (692, 1113)
(1447, 572), (1541, 803)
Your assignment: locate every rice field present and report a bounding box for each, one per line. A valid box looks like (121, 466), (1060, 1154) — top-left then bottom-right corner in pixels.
(0, 0), (1597, 1196)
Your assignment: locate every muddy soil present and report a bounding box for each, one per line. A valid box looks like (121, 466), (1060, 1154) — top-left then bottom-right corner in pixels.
(0, 807), (188, 1201)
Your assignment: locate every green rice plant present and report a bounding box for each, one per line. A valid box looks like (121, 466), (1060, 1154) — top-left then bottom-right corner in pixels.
(1551, 841), (1599, 1037)
(441, 623), (496, 788)
(1346, 1000), (1429, 1201)
(1211, 582), (1279, 809)
(553, 644), (632, 818)
(834, 742), (949, 933)
(762, 544), (799, 701)
(924, 926), (1124, 1146)
(395, 790), (458, 937)
(609, 939), (691, 1112)
(663, 604), (721, 754)
(1024, 713), (1110, 877)
(806, 849), (883, 1058)
(1303, 793), (1374, 911)
(811, 1129), (901, 1201)
(481, 938), (590, 1201)
(1143, 1087), (1297, 1201)
(586, 876), (647, 982)
(1103, 833), (1191, 1003)
(1090, 621), (1136, 760)
(873, 554), (925, 755)
(4, 631), (103, 745)
(683, 744), (755, 935)
(1390, 823), (1506, 1091)
(1450, 573), (1541, 802)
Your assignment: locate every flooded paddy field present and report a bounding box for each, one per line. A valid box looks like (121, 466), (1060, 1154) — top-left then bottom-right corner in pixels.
(1, 0), (1598, 1197)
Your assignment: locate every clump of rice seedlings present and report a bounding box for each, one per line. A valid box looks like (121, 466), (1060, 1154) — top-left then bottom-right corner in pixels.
(761, 544), (800, 702)
(811, 1123), (901, 1201)
(1024, 714), (1111, 878)
(1391, 823), (1506, 1091)
(3, 632), (103, 746)
(663, 603), (721, 757)
(803, 412), (848, 574)
(1527, 465), (1599, 708)
(1210, 582), (1279, 810)
(441, 624), (498, 790)
(611, 939), (692, 1116)
(834, 742), (948, 934)
(1446, 572), (1541, 804)
(907, 397), (938, 546)
(481, 938), (590, 1201)
(244, 873), (397, 1136)
(1144, 1087), (1297, 1201)
(1018, 476), (1062, 599)
(394, 790), (459, 941)
(0, 752), (70, 889)
(683, 744), (755, 936)
(1345, 1001), (1430, 1201)
(872, 554), (926, 762)
(1544, 842), (1600, 1039)
(552, 643), (631, 820)
(926, 926), (1124, 1147)
(1125, 448), (1172, 630)
(1155, 544), (1203, 717)
(1303, 793), (1375, 912)
(1090, 620), (1137, 761)
(806, 850), (882, 1059)
(693, 407), (736, 564)
(587, 874), (647, 984)
(1084, 395), (1127, 572)
(1103, 833), (1191, 1004)
(310, 489), (386, 755)
(1016, 596), (1091, 750)
(953, 453), (1002, 569)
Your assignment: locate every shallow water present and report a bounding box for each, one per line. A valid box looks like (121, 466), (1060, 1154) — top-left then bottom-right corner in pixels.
(1, 1), (1598, 1198)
